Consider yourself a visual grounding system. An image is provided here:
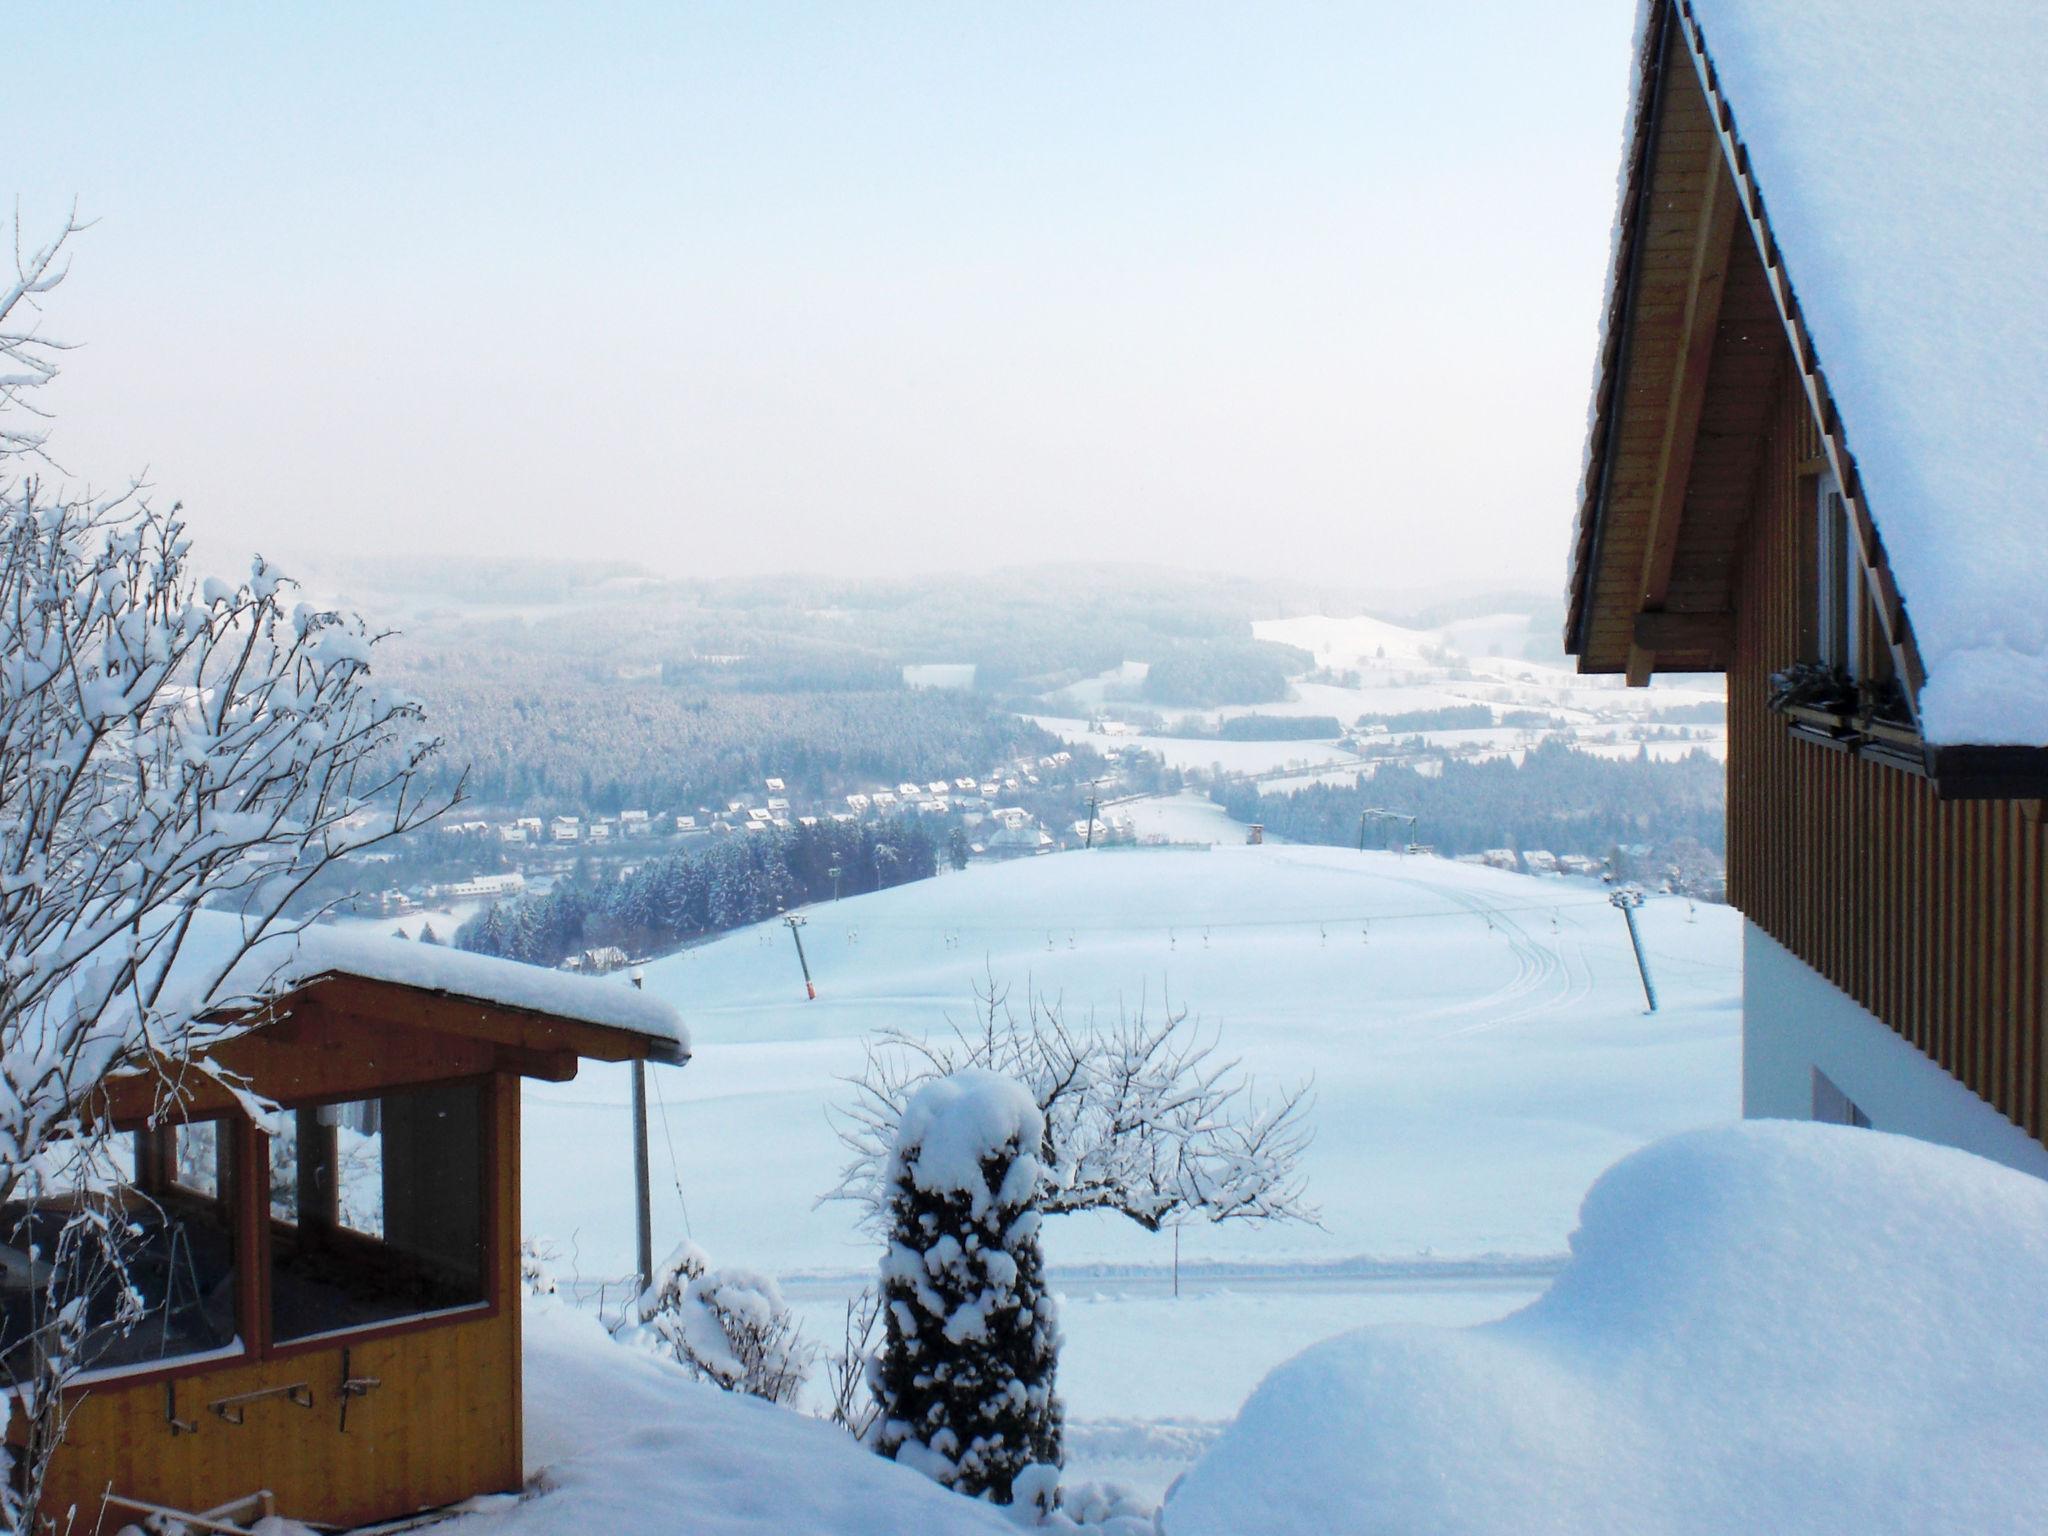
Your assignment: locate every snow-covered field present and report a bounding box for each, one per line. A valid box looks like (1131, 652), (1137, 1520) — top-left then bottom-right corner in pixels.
(1033, 612), (1726, 777)
(521, 845), (1741, 1498)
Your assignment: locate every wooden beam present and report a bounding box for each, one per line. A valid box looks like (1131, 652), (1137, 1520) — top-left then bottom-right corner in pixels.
(1632, 611), (1733, 653)
(1626, 143), (1742, 685)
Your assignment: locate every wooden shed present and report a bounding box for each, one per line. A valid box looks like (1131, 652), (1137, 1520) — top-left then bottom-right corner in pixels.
(1568, 1), (2048, 1168)
(2, 922), (688, 1531)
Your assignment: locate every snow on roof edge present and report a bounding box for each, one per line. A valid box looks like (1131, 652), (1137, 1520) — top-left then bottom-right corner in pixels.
(189, 913), (690, 1062)
(1579, 0), (2048, 748)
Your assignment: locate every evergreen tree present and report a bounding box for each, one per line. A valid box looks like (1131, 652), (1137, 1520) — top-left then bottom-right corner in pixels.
(873, 1069), (1061, 1502)
(947, 825), (970, 871)
(418, 921), (443, 946)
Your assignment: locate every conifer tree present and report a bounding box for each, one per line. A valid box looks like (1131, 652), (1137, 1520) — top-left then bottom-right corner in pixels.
(873, 1069), (1061, 1502)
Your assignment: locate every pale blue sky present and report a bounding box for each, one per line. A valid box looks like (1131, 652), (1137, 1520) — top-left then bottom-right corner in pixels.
(13, 1), (1636, 588)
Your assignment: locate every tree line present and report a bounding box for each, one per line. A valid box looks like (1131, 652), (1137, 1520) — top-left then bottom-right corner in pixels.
(455, 815), (941, 966)
(1217, 740), (1725, 859)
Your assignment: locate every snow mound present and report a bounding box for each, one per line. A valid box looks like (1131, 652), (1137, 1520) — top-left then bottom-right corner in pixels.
(891, 1068), (1046, 1211)
(1165, 1121), (2048, 1535)
(440, 1302), (1015, 1536)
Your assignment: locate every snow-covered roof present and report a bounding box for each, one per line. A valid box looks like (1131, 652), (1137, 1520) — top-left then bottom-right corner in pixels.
(1606, 1), (2048, 745)
(173, 912), (690, 1062)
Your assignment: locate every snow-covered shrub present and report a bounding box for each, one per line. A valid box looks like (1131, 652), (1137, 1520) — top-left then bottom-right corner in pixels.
(520, 1238), (561, 1298)
(626, 1241), (813, 1406)
(873, 1068), (1062, 1503)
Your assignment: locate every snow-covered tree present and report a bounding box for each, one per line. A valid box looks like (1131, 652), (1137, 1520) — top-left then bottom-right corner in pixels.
(0, 215), (455, 1529)
(624, 1241), (813, 1406)
(832, 979), (1315, 1235)
(872, 1068), (1061, 1503)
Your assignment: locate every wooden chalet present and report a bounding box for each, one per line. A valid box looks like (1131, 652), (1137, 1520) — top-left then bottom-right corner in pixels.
(1569, 1), (2048, 1169)
(4, 922), (688, 1531)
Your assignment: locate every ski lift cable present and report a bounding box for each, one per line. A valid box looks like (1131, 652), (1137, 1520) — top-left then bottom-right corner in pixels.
(649, 1068), (693, 1240)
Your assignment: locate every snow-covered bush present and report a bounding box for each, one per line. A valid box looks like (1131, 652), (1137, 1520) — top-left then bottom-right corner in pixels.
(0, 215), (454, 1533)
(873, 1069), (1062, 1503)
(520, 1238), (562, 1298)
(834, 979), (1313, 1236)
(624, 1241), (813, 1406)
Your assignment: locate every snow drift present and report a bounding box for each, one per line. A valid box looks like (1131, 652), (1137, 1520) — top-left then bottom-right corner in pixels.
(1166, 1121), (2048, 1535)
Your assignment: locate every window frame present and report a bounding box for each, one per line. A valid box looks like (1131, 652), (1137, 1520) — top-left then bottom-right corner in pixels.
(1, 1071), (505, 1394)
(0, 1111), (262, 1394)
(259, 1072), (502, 1364)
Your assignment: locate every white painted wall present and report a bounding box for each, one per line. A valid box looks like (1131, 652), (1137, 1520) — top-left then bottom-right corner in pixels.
(1744, 920), (2048, 1179)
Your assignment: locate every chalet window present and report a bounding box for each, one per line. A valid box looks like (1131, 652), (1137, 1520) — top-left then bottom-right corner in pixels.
(268, 1078), (486, 1344)
(1814, 468), (1859, 678)
(0, 1119), (240, 1376)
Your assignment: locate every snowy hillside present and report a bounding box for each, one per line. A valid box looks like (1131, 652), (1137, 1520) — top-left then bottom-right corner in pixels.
(521, 845), (1740, 1495)
(1030, 610), (1725, 779)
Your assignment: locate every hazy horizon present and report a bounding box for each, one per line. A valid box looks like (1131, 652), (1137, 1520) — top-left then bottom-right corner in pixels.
(16, 1), (1635, 591)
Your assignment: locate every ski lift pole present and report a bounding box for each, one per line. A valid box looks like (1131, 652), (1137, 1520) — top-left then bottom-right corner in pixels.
(1610, 888), (1658, 1012)
(785, 913), (817, 1000)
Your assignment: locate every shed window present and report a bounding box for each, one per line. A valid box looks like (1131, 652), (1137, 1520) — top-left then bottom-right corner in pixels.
(0, 1119), (240, 1376)
(269, 1079), (486, 1343)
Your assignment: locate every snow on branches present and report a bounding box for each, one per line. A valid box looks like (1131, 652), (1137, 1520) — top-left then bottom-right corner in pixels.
(0, 218), (454, 1182)
(831, 977), (1316, 1235)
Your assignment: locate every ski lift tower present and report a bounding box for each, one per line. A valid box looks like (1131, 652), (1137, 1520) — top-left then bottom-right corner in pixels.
(1357, 807), (1420, 855)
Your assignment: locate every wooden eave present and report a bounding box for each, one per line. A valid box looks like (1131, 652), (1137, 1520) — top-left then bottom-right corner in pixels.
(1568, 0), (1926, 696)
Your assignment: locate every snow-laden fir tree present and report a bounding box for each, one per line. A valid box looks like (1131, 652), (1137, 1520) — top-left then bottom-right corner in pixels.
(873, 1068), (1061, 1503)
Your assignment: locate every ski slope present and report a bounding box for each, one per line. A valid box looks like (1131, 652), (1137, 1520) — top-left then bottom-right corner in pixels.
(519, 847), (1739, 1492)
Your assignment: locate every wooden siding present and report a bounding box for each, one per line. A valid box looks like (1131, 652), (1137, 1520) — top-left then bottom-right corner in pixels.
(34, 1070), (526, 1529)
(1728, 368), (2048, 1144)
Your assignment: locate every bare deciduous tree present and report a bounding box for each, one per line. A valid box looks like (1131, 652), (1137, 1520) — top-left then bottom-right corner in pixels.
(0, 212), (457, 1531)
(829, 974), (1316, 1234)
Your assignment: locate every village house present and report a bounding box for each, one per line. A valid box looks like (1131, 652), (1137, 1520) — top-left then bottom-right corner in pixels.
(619, 809), (652, 839)
(548, 816), (580, 844)
(9, 921), (687, 1530)
(437, 871), (527, 901)
(1568, 0), (2048, 1173)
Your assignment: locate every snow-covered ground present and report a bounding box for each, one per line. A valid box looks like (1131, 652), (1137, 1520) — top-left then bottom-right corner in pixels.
(521, 845), (1740, 1498)
(438, 1302), (1018, 1536)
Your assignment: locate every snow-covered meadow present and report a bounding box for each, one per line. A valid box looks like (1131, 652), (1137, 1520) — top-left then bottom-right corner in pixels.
(520, 844), (1742, 1496)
